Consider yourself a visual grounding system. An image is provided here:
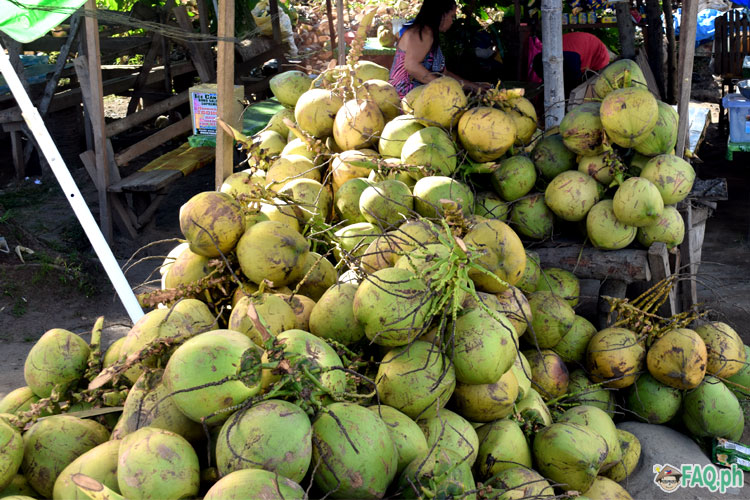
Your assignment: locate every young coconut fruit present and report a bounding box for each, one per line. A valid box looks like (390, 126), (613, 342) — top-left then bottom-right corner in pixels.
(491, 155), (537, 201)
(637, 205), (686, 249)
(514, 250), (542, 294)
(359, 179), (413, 227)
(545, 170), (601, 222)
(463, 219), (527, 292)
(557, 405), (622, 471)
(366, 405), (428, 474)
(332, 99), (385, 151)
(553, 315), (598, 363)
(612, 177), (664, 227)
(269, 70), (311, 107)
(512, 351), (533, 400)
(401, 127), (458, 177)
(560, 101), (607, 156)
(397, 449), (475, 500)
(474, 192), (510, 220)
(535, 267), (580, 307)
(503, 97), (538, 145)
(635, 101), (679, 156)
(587, 199), (638, 250)
(578, 152), (616, 185)
(523, 349), (569, 400)
(494, 285), (532, 336)
(452, 368), (519, 422)
(294, 88), (344, 138)
(727, 345), (750, 398)
(294, 251), (337, 301)
(277, 178), (332, 223)
(604, 430), (642, 483)
(22, 415), (110, 498)
(625, 373), (683, 424)
(418, 409), (479, 466)
(236, 220), (310, 287)
(412, 76), (468, 128)
(516, 388), (553, 426)
(0, 386), (38, 415)
(228, 293), (297, 345)
(262, 107), (294, 138)
(359, 79), (401, 121)
(683, 376), (745, 441)
(531, 133), (577, 180)
(353, 267), (431, 346)
(117, 427), (199, 500)
(162, 330), (263, 425)
(487, 466), (553, 500)
(334, 177), (371, 224)
(475, 419), (533, 479)
(333, 221), (379, 259)
(457, 106), (517, 162)
(331, 149), (378, 192)
(583, 476), (634, 500)
(509, 193), (554, 240)
(526, 291), (576, 348)
(647, 328), (707, 390)
(24, 328), (90, 398)
(401, 85), (424, 114)
(600, 86), (659, 148)
(179, 191), (245, 258)
(587, 327), (645, 388)
(413, 175), (473, 218)
(378, 114), (424, 158)
(375, 341), (456, 419)
(216, 399), (311, 481)
(0, 419), (23, 492)
(254, 129), (286, 157)
(640, 154), (696, 205)
(593, 59), (648, 98)
(312, 402), (398, 499)
(694, 321), (747, 377)
(52, 440), (120, 500)
(564, 369), (615, 415)
(203, 469), (304, 500)
(532, 421), (609, 493)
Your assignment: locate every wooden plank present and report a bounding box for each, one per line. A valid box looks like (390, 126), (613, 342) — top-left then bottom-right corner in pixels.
(81, 150), (138, 238)
(268, 0), (282, 44)
(647, 242), (678, 316)
(534, 245), (651, 283)
(215, 0), (235, 189)
(107, 90), (189, 137)
(114, 116), (192, 166)
(136, 193), (167, 227)
(336, 0), (345, 65)
(24, 36), (151, 54)
(197, 0), (210, 35)
(109, 169), (182, 193)
(174, 6), (215, 83)
(39, 15), (81, 118)
(676, 0), (698, 158)
(9, 130), (24, 181)
(84, 0), (112, 242)
(126, 33), (163, 115)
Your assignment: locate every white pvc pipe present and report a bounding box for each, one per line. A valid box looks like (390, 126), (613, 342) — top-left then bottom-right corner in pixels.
(0, 43), (144, 324)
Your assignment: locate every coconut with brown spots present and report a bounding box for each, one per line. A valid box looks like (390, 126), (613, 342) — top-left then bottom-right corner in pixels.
(600, 86), (659, 148)
(463, 219), (526, 293)
(366, 405), (428, 474)
(578, 152), (616, 185)
(625, 372), (682, 424)
(412, 76), (467, 128)
(457, 106), (517, 162)
(523, 349), (569, 400)
(637, 205), (686, 249)
(332, 99), (385, 151)
(587, 327), (645, 388)
(612, 177), (664, 227)
(553, 315), (598, 363)
(640, 154), (696, 205)
(269, 70), (312, 107)
(487, 466), (553, 499)
(586, 199), (638, 250)
(53, 440), (121, 500)
(545, 170), (600, 222)
(694, 321), (747, 377)
(330, 149), (379, 192)
(401, 127), (458, 178)
(525, 291), (576, 348)
(236, 220), (310, 287)
(294, 88), (344, 138)
(558, 405), (622, 471)
(635, 100), (679, 156)
(647, 328), (707, 389)
(683, 375), (745, 440)
(491, 155), (537, 201)
(452, 368), (518, 422)
(23, 328), (90, 399)
(228, 293), (296, 345)
(475, 419), (532, 479)
(0, 419), (22, 492)
(560, 101), (607, 156)
(309, 284), (364, 345)
(509, 193), (554, 240)
(179, 191), (245, 258)
(204, 469), (305, 500)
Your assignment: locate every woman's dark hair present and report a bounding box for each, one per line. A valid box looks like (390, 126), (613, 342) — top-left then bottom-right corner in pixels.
(409, 0), (457, 49)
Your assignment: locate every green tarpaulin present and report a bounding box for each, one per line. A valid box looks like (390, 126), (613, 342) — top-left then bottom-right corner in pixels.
(0, 0), (85, 43)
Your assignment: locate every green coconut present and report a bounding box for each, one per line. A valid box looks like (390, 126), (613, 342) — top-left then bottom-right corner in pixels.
(333, 221), (379, 259)
(263, 107), (294, 138)
(397, 449), (475, 500)
(204, 469), (304, 500)
(22, 416), (110, 498)
(367, 405), (428, 474)
(533, 421), (608, 492)
(625, 373), (682, 424)
(171, 298), (216, 334)
(412, 76), (467, 128)
(254, 129), (286, 157)
(402, 85), (424, 114)
(531, 134), (577, 180)
(179, 191), (245, 258)
(281, 137), (315, 161)
(683, 376), (745, 440)
(565, 369), (615, 415)
(600, 87), (659, 147)
(463, 219), (527, 292)
(727, 345), (750, 398)
(376, 341), (456, 419)
(378, 114), (424, 158)
(0, 474), (36, 498)
(583, 476), (634, 500)
(332, 99), (385, 151)
(360, 79), (401, 121)
(334, 177), (371, 223)
(494, 285), (532, 336)
(475, 419), (532, 479)
(413, 175), (473, 218)
(612, 177), (664, 227)
(640, 154), (696, 205)
(474, 192), (510, 220)
(0, 387), (38, 415)
(228, 293), (297, 345)
(594, 59), (648, 98)
(647, 328), (707, 390)
(524, 349), (569, 400)
(503, 97), (539, 145)
(545, 170), (600, 222)
(312, 402), (398, 499)
(578, 152), (616, 185)
(24, 328), (90, 398)
(536, 267), (581, 307)
(0, 419), (23, 492)
(635, 101), (679, 156)
(216, 399), (311, 481)
(53, 439), (120, 500)
(694, 321), (747, 378)
(512, 351), (533, 400)
(418, 409), (479, 467)
(558, 405), (622, 471)
(491, 155), (537, 201)
(488, 466), (553, 500)
(637, 205), (685, 249)
(277, 293), (315, 331)
(401, 127), (458, 177)
(516, 388), (553, 426)
(553, 315), (598, 363)
(587, 327), (645, 388)
(509, 193), (554, 240)
(587, 199), (638, 250)
(359, 179), (413, 227)
(117, 427), (199, 500)
(162, 330), (263, 425)
(236, 220), (310, 286)
(604, 430), (642, 483)
(294, 88), (344, 138)
(560, 101), (606, 156)
(394, 244), (452, 283)
(162, 246), (216, 289)
(295, 251), (337, 301)
(278, 178), (332, 223)
(526, 291), (576, 348)
(353, 60), (390, 82)
(269, 70), (311, 107)
(457, 106), (517, 162)
(452, 369), (519, 422)
(515, 250), (541, 293)
(265, 154), (320, 191)
(331, 149), (378, 192)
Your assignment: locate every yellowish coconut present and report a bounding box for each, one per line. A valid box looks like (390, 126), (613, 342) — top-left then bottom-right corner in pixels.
(647, 327), (709, 390)
(265, 154), (320, 191)
(294, 88), (344, 138)
(235, 220), (310, 287)
(402, 85), (424, 114)
(694, 322), (747, 378)
(457, 106), (517, 162)
(412, 76), (467, 128)
(587, 327), (645, 388)
(359, 80), (401, 121)
(331, 149), (379, 192)
(502, 97), (538, 145)
(179, 192), (245, 258)
(332, 99), (385, 151)
(463, 219), (527, 292)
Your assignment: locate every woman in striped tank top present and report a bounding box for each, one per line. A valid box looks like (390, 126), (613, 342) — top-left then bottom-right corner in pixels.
(389, 0), (488, 98)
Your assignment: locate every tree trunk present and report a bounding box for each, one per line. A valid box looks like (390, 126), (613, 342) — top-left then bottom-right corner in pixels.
(541, 0), (564, 128)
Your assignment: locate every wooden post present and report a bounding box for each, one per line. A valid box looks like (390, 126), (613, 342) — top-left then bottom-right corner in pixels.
(676, 0), (698, 158)
(645, 0), (665, 98)
(615, 2), (636, 59)
(268, 0), (282, 45)
(663, 0), (677, 103)
(84, 0), (112, 242)
(196, 0), (210, 35)
(215, 0), (235, 189)
(541, 0), (564, 128)
(336, 0), (345, 65)
(326, 0), (336, 57)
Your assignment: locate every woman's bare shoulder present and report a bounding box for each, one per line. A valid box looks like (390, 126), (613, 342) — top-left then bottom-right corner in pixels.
(400, 25), (434, 48)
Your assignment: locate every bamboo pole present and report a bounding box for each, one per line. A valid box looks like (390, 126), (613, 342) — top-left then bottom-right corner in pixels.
(541, 0), (564, 128)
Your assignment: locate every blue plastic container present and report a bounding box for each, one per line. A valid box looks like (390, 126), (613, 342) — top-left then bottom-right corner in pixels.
(723, 93), (750, 143)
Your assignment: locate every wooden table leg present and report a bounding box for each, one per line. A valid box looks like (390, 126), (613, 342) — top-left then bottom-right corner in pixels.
(597, 279), (628, 330)
(9, 129), (25, 181)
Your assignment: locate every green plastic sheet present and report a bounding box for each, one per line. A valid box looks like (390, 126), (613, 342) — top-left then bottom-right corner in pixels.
(0, 0), (86, 44)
